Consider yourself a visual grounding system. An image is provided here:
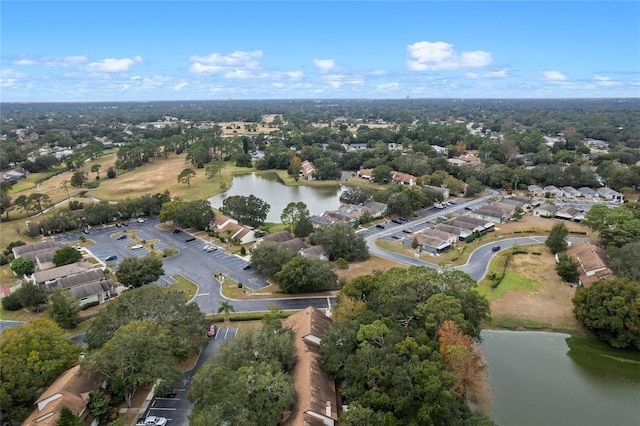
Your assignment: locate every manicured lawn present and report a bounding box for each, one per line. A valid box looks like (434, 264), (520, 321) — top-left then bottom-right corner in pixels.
(168, 274), (198, 301)
(477, 270), (539, 301)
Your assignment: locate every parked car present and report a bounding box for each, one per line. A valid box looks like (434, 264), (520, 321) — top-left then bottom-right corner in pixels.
(161, 388), (177, 398)
(434, 203), (444, 209)
(465, 206), (473, 211)
(391, 218), (402, 224)
(375, 224), (385, 229)
(398, 217), (408, 222)
(131, 244), (143, 250)
(202, 245), (212, 251)
(242, 264), (252, 270)
(172, 229), (182, 233)
(136, 417), (167, 426)
(402, 229), (413, 234)
(117, 234), (127, 240)
(391, 235), (401, 240)
(206, 245), (217, 252)
(207, 324), (218, 337)
(137, 218), (145, 223)
(492, 245), (501, 252)
(105, 255), (117, 262)
(185, 237), (196, 242)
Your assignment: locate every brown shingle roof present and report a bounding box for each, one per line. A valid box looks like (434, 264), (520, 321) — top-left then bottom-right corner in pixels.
(12, 241), (68, 258)
(282, 307), (337, 426)
(57, 269), (105, 290)
(33, 262), (94, 283)
(262, 231), (294, 243)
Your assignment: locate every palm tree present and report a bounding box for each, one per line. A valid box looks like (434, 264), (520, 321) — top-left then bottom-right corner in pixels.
(218, 301), (235, 322)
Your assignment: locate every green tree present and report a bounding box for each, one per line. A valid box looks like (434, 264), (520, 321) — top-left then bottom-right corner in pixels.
(340, 187), (372, 205)
(115, 255), (164, 288)
(84, 285), (206, 352)
(276, 256), (337, 293)
(10, 257), (35, 275)
(173, 200), (214, 231)
(177, 168), (196, 187)
(310, 222), (369, 261)
(28, 193), (52, 214)
(249, 241), (297, 277)
(608, 242), (640, 282)
(573, 278), (640, 350)
(556, 253), (580, 283)
(52, 246), (83, 267)
(294, 216), (314, 238)
(159, 200), (184, 223)
(48, 288), (81, 329)
(57, 405), (83, 426)
(13, 194), (32, 214)
(217, 300), (235, 322)
(91, 163), (102, 179)
(205, 160), (224, 182)
(386, 192), (413, 217)
(70, 170), (87, 187)
(85, 319), (182, 407)
(16, 281), (47, 312)
(545, 222), (569, 254)
(220, 195), (270, 228)
(280, 201), (310, 232)
(372, 164), (392, 184)
(0, 319), (81, 422)
(107, 166), (116, 179)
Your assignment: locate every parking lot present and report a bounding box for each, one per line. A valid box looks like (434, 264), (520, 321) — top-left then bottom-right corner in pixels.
(140, 327), (239, 425)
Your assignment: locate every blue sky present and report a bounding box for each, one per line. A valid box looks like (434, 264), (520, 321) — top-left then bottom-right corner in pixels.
(1, 1), (639, 101)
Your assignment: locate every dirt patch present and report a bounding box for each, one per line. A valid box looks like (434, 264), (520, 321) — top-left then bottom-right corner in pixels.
(482, 249), (585, 333)
(335, 255), (402, 282)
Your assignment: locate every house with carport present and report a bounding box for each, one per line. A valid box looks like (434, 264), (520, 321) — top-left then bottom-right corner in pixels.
(543, 185), (563, 197)
(596, 187), (624, 202)
(554, 206), (585, 222)
(533, 203), (561, 218)
(469, 202), (515, 223)
(565, 241), (615, 287)
(562, 186), (582, 198)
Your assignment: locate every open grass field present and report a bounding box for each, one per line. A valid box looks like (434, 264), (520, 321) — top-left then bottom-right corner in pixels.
(477, 244), (584, 333)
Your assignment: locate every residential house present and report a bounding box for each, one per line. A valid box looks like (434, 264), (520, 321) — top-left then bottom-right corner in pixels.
(554, 206), (585, 222)
(362, 201), (388, 217)
(300, 160), (316, 181)
(356, 168), (373, 181)
(527, 185), (545, 196)
(256, 230), (295, 246)
(32, 262), (95, 286)
(211, 213), (258, 244)
(561, 186), (582, 198)
(0, 167), (27, 183)
(391, 171), (417, 186)
(434, 223), (472, 240)
(12, 241), (69, 261)
(281, 238), (308, 252)
(282, 307), (338, 426)
(404, 233), (451, 255)
(422, 185), (451, 199)
(321, 211), (358, 227)
(543, 185), (563, 197)
(453, 215), (495, 232)
(309, 215), (333, 228)
(566, 241), (615, 287)
(501, 196), (532, 210)
(533, 203), (561, 218)
(22, 365), (104, 426)
(300, 245), (328, 260)
(250, 150), (265, 160)
(56, 269), (113, 306)
(469, 202), (515, 223)
(578, 187), (599, 198)
(597, 187), (624, 202)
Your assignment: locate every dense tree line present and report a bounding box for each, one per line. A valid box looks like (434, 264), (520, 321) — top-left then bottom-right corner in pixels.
(319, 267), (492, 424)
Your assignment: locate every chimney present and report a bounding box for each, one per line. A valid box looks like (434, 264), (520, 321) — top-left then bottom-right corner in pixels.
(326, 401), (331, 417)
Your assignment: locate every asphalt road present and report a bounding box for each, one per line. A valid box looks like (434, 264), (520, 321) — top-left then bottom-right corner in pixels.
(140, 327), (238, 426)
(56, 221), (334, 315)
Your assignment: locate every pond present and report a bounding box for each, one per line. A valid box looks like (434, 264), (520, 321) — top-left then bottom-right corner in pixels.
(481, 330), (640, 426)
(207, 172), (347, 223)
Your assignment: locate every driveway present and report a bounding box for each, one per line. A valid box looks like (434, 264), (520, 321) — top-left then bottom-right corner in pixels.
(140, 328), (238, 426)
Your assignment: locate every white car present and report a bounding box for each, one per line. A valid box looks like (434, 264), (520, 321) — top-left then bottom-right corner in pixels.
(131, 244), (143, 250)
(206, 245), (217, 252)
(136, 416), (167, 426)
(137, 218), (145, 223)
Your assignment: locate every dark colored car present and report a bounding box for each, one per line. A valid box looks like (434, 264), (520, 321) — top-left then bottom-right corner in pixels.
(207, 324), (218, 337)
(465, 207), (473, 211)
(117, 234), (127, 240)
(172, 229), (182, 233)
(243, 264), (252, 270)
(391, 218), (402, 224)
(492, 245), (501, 252)
(185, 237), (196, 242)
(398, 217), (408, 222)
(375, 224), (385, 229)
(105, 255), (118, 262)
(162, 388), (177, 398)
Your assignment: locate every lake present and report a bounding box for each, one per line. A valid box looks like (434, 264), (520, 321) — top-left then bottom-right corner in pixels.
(481, 330), (640, 426)
(207, 172), (347, 223)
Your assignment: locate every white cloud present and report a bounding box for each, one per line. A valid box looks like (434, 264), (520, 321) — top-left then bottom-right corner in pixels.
(13, 59), (38, 66)
(1, 68), (27, 79)
(285, 70), (304, 79)
(189, 50), (263, 74)
(465, 68), (509, 79)
(543, 70), (567, 81)
(375, 82), (400, 92)
(406, 41), (492, 71)
(86, 56), (142, 72)
(594, 75), (621, 87)
(313, 59), (336, 73)
(173, 82), (188, 91)
(44, 56), (89, 67)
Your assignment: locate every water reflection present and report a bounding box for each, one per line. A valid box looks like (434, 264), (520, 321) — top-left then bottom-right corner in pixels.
(208, 172), (347, 223)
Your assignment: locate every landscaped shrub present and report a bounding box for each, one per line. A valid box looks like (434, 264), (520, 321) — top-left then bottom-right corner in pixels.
(1, 292), (23, 311)
(86, 181), (100, 189)
(81, 301), (99, 310)
(0, 254), (8, 265)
